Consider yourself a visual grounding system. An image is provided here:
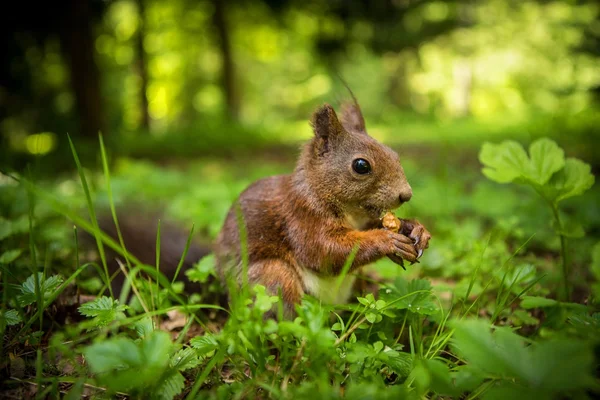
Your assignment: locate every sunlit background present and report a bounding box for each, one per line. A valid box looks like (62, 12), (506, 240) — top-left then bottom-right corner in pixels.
(1, 0), (599, 169)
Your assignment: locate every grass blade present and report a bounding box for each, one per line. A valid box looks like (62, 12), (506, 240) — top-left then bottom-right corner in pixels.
(67, 134), (112, 297)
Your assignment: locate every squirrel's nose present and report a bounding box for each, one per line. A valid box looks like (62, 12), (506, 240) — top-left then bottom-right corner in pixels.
(399, 189), (412, 204)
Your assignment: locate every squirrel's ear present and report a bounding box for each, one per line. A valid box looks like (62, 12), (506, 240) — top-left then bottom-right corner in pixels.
(340, 102), (366, 134)
(310, 104), (345, 155)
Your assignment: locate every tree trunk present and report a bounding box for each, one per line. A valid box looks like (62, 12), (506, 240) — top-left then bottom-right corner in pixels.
(59, 0), (105, 138)
(137, 0), (150, 131)
(212, 0), (239, 120)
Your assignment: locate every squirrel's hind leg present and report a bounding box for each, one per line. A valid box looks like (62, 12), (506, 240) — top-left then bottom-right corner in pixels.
(244, 259), (304, 319)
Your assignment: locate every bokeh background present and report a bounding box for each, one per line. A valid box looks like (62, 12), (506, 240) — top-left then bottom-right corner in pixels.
(2, 0), (599, 171)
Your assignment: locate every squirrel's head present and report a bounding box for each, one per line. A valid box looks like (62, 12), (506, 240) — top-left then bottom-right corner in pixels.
(300, 102), (412, 221)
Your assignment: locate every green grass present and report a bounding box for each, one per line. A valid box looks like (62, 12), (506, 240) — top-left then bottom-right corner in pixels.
(0, 132), (599, 399)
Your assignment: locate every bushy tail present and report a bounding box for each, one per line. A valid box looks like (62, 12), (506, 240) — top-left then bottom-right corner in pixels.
(80, 207), (212, 295)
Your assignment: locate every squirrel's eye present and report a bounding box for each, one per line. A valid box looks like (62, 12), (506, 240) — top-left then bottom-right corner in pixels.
(352, 158), (371, 175)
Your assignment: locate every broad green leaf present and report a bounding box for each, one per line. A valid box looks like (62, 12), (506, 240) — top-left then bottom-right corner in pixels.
(155, 370), (185, 400)
(379, 349), (412, 378)
(380, 278), (438, 315)
(78, 296), (127, 317)
(84, 337), (141, 374)
(529, 340), (595, 390)
(170, 348), (200, 371)
(18, 273), (64, 307)
(520, 296), (558, 309)
(141, 330), (172, 368)
(131, 316), (155, 338)
(479, 138), (571, 188)
(424, 359), (459, 397)
(452, 365), (486, 392)
(483, 383), (543, 400)
(2, 309), (22, 326)
(78, 296), (128, 328)
(451, 319), (529, 379)
(83, 331), (173, 393)
(547, 158), (595, 203)
(0, 249), (23, 264)
(190, 334), (219, 356)
(479, 141), (530, 183)
(528, 139), (565, 185)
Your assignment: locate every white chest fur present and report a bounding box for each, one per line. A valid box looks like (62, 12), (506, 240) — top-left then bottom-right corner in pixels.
(301, 269), (356, 304)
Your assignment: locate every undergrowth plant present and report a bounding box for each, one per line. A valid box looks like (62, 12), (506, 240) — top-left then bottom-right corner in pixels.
(479, 138), (595, 300)
(1, 135), (599, 399)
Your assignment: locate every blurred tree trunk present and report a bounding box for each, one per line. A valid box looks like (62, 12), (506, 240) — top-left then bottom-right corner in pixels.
(137, 0), (150, 131)
(59, 0), (105, 138)
(212, 0), (240, 120)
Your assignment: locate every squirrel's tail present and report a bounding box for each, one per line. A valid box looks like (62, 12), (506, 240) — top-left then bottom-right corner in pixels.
(81, 207), (212, 296)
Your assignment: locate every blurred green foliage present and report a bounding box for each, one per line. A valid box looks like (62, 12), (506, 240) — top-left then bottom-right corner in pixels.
(1, 0), (599, 169)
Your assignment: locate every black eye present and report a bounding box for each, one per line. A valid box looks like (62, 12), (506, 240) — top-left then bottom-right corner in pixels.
(352, 158), (371, 174)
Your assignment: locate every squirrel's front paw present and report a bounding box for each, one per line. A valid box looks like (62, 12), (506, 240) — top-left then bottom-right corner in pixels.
(384, 231), (418, 269)
(400, 220), (431, 259)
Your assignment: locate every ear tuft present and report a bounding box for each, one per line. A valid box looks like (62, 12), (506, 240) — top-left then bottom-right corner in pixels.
(311, 104), (345, 139)
(340, 102), (366, 133)
(310, 104), (346, 156)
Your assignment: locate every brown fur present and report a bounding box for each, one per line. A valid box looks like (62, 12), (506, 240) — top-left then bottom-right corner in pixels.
(215, 103), (430, 316)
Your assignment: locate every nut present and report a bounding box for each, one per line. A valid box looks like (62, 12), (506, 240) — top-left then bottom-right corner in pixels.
(381, 211), (402, 233)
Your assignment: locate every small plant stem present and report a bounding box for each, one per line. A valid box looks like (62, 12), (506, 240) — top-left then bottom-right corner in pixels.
(334, 316), (367, 346)
(550, 203), (569, 301)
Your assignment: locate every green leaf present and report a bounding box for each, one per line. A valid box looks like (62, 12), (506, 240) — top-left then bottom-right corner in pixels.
(131, 316), (155, 338)
(155, 370), (185, 400)
(190, 334), (219, 356)
(452, 365), (486, 392)
(83, 331), (173, 393)
(451, 319), (529, 379)
(379, 349), (412, 378)
(479, 141), (531, 183)
(479, 139), (568, 187)
(373, 341), (384, 354)
(366, 312), (377, 323)
(424, 359), (459, 397)
(78, 296), (128, 329)
(18, 273), (63, 307)
(170, 348), (200, 371)
(331, 322), (342, 331)
(529, 340), (595, 390)
(528, 139), (565, 186)
(357, 297), (370, 306)
(186, 254), (216, 283)
(520, 296), (558, 309)
(2, 309), (22, 326)
(380, 278), (438, 315)
(0, 249), (23, 264)
(482, 383), (541, 400)
(547, 158), (595, 203)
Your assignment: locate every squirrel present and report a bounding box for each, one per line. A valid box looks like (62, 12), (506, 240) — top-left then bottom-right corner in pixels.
(214, 101), (430, 317)
(94, 100), (431, 317)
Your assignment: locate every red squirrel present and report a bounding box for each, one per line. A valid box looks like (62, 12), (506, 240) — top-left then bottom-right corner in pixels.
(96, 100), (430, 316)
(214, 102), (430, 316)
